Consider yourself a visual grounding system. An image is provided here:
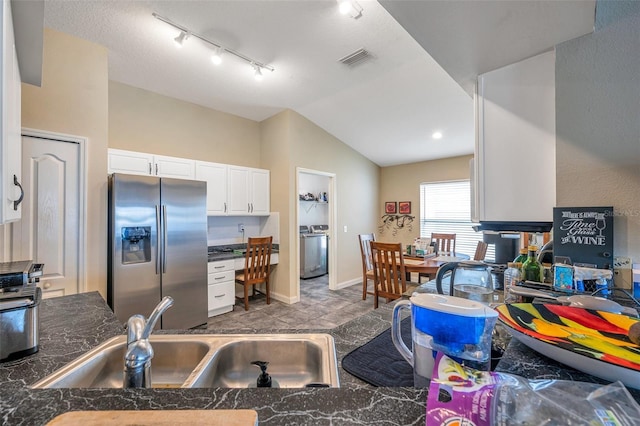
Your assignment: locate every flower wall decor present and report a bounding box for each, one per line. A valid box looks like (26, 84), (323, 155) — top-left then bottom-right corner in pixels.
(378, 214), (415, 236)
(399, 201), (411, 214)
(384, 201), (397, 214)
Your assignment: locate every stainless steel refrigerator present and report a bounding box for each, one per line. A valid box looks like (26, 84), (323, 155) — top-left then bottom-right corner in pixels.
(107, 173), (208, 329)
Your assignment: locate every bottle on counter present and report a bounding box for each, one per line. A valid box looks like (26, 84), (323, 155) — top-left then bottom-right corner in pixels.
(503, 262), (522, 303)
(521, 245), (543, 283)
(513, 248), (528, 264)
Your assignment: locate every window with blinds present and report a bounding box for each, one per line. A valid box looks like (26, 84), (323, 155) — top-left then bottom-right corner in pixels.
(419, 180), (495, 262)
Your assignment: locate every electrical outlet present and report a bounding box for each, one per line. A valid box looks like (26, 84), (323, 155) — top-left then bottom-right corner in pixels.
(614, 256), (631, 269)
(343, 225), (348, 233)
(614, 256), (632, 289)
(238, 223), (244, 232)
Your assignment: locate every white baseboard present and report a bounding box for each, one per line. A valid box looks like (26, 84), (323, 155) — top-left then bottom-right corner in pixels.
(335, 277), (361, 290)
(270, 290), (299, 304)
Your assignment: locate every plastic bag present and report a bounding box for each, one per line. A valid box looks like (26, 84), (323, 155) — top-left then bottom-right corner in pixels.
(426, 352), (640, 425)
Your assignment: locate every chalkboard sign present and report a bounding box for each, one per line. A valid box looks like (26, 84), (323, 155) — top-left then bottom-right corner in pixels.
(553, 207), (614, 269)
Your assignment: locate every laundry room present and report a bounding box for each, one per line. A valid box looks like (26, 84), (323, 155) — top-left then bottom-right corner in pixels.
(298, 172), (330, 280)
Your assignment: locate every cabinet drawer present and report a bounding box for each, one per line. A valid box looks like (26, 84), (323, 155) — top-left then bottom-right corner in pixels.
(208, 281), (235, 311)
(208, 270), (235, 285)
(208, 259), (235, 273)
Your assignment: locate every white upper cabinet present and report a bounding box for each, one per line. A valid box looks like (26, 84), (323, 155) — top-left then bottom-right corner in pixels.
(195, 161), (228, 215)
(474, 50), (556, 223)
(110, 150), (269, 216)
(0, 0), (23, 224)
(108, 149), (153, 176)
(108, 149), (195, 180)
(153, 154), (195, 180)
(249, 168), (270, 215)
(227, 165), (270, 216)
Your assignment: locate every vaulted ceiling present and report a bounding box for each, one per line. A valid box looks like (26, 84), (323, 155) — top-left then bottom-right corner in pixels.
(38, 1), (595, 166)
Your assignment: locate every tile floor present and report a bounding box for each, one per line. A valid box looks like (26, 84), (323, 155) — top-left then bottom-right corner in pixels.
(206, 275), (378, 330)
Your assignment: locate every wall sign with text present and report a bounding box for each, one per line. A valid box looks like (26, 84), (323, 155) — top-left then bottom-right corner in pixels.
(553, 206), (614, 269)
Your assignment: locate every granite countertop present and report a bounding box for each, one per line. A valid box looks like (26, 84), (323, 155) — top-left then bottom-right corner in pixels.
(0, 292), (426, 425)
(1, 292), (638, 425)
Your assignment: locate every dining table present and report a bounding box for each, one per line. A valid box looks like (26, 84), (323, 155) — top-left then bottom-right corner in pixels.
(402, 252), (470, 276)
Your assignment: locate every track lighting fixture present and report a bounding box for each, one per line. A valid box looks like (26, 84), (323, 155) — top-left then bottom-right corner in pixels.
(173, 31), (189, 48)
(337, 0), (363, 19)
(153, 12), (274, 78)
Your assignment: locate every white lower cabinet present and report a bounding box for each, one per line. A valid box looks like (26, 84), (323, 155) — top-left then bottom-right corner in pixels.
(207, 260), (235, 317)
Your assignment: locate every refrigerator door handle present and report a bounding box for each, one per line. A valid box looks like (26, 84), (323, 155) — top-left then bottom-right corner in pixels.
(162, 205), (168, 273)
(155, 205), (161, 275)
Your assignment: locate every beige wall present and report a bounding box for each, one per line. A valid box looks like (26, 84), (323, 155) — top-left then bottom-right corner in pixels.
(261, 110), (380, 300)
(259, 111), (292, 299)
(21, 28), (109, 295)
(109, 82), (261, 167)
(379, 155), (473, 246)
(555, 1), (640, 262)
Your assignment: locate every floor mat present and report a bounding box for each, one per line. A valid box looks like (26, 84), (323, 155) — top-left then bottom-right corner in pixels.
(341, 317), (414, 387)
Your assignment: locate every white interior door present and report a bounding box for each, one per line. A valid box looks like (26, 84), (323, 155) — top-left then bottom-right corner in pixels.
(12, 135), (82, 298)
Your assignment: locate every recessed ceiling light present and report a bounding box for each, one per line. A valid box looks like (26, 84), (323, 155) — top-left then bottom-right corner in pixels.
(432, 132), (443, 140)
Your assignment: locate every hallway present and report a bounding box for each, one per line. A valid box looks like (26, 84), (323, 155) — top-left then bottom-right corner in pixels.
(206, 276), (375, 331)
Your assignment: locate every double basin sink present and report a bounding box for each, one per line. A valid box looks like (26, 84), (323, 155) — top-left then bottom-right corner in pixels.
(32, 334), (339, 389)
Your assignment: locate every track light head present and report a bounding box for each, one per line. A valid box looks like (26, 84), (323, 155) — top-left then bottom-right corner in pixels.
(211, 47), (224, 65)
(253, 64), (264, 81)
(174, 31), (189, 48)
(337, 0), (363, 19)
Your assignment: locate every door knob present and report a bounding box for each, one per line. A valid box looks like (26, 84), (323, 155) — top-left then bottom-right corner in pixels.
(43, 282), (51, 289)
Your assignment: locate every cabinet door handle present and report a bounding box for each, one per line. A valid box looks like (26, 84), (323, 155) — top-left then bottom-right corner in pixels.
(214, 294), (225, 298)
(148, 162), (152, 175)
(248, 203), (250, 213)
(155, 163), (159, 175)
(214, 276), (225, 280)
(250, 203), (254, 213)
(224, 202), (227, 213)
(214, 265), (225, 269)
(12, 175), (24, 211)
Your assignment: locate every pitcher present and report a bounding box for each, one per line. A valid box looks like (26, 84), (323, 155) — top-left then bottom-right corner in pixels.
(392, 293), (498, 388)
(435, 261), (494, 304)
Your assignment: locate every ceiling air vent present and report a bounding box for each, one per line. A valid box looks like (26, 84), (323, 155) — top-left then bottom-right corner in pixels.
(338, 48), (372, 67)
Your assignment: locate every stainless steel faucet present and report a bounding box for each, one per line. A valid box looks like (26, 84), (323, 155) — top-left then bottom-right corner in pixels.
(123, 296), (174, 388)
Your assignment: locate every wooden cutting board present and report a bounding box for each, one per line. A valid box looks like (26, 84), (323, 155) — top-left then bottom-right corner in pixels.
(46, 409), (258, 426)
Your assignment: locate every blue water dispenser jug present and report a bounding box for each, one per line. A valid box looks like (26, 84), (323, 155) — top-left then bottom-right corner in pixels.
(392, 293), (498, 387)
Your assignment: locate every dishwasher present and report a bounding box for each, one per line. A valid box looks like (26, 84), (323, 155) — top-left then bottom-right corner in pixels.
(300, 226), (328, 279)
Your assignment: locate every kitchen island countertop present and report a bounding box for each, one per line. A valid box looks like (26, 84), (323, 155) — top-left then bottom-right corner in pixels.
(1, 291), (638, 425)
(0, 292), (426, 425)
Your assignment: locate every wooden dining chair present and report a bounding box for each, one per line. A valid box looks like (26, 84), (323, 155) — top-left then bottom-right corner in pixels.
(358, 233), (376, 300)
(473, 241), (489, 261)
(419, 233), (457, 283)
(431, 233), (456, 254)
(235, 236), (273, 311)
(370, 241), (418, 309)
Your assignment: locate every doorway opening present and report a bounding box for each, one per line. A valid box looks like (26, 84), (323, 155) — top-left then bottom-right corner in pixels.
(296, 168), (337, 301)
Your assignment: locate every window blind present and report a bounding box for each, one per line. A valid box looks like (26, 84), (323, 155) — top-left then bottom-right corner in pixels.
(419, 180), (495, 262)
